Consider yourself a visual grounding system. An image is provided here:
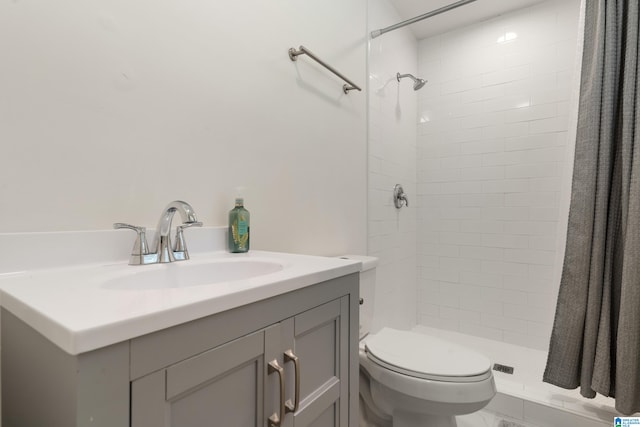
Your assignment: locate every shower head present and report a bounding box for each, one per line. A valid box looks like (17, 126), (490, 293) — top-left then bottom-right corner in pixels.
(413, 78), (427, 90)
(397, 72), (427, 91)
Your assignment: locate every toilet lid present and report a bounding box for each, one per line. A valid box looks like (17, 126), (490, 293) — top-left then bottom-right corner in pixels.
(364, 328), (492, 383)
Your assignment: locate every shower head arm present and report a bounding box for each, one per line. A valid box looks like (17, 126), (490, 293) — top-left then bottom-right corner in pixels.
(397, 73), (418, 83)
(396, 72), (427, 90)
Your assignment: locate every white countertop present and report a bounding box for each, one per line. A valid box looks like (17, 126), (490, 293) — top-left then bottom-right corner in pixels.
(0, 249), (360, 355)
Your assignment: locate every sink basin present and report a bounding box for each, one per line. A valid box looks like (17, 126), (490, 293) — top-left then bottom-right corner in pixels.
(103, 259), (284, 290)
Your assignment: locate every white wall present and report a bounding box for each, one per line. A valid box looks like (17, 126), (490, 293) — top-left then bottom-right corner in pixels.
(415, 0), (581, 350)
(0, 0), (368, 256)
(367, 0), (418, 331)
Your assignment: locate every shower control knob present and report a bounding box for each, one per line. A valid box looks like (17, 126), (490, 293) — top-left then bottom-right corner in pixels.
(393, 184), (409, 208)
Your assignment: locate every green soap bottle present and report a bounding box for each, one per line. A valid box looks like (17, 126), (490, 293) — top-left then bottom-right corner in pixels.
(228, 198), (250, 253)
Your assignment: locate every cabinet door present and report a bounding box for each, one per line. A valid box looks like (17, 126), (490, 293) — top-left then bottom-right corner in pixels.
(282, 297), (349, 427)
(132, 326), (277, 427)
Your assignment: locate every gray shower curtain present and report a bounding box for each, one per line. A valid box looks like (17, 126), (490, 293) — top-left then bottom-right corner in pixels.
(543, 0), (640, 416)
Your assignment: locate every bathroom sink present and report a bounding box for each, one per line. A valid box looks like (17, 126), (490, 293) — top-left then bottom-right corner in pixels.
(103, 258), (284, 290)
(0, 246), (361, 354)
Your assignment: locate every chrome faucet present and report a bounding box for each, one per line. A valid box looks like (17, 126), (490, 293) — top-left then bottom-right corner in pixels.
(114, 200), (203, 265)
(154, 200), (201, 263)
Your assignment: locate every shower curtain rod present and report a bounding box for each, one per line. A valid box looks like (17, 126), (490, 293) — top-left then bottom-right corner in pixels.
(370, 0), (478, 39)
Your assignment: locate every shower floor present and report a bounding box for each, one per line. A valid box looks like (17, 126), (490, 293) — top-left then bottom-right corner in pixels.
(412, 326), (620, 427)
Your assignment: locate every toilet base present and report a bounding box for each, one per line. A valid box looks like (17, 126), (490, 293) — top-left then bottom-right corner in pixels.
(393, 410), (457, 427)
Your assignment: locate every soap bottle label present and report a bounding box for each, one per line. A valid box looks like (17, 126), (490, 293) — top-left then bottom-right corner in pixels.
(237, 216), (248, 236)
(229, 199), (250, 253)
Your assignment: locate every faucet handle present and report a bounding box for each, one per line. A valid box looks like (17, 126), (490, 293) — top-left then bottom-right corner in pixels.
(180, 221), (203, 228)
(114, 223), (150, 265)
(174, 221), (203, 260)
(393, 184), (409, 208)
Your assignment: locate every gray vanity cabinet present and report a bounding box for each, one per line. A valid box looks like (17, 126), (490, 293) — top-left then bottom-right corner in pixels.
(131, 296), (349, 427)
(131, 327), (273, 426)
(1, 273), (359, 427)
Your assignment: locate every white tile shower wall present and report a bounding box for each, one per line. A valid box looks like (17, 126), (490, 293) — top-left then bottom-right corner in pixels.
(416, 0), (581, 350)
(367, 0), (418, 331)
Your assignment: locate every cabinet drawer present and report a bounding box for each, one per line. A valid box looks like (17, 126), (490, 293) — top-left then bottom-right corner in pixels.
(166, 330), (264, 400)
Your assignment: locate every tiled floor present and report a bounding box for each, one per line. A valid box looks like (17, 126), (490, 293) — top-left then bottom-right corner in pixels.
(457, 411), (505, 427)
(362, 410), (608, 427)
(458, 411), (536, 427)
(458, 408), (611, 427)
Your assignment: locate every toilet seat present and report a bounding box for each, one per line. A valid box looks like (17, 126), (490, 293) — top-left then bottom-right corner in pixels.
(364, 328), (492, 383)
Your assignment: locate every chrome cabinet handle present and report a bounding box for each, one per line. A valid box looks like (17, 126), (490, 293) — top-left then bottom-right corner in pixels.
(284, 350), (300, 413)
(268, 359), (285, 427)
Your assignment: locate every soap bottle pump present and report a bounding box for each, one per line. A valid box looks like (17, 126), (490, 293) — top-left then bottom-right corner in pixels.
(228, 197), (250, 253)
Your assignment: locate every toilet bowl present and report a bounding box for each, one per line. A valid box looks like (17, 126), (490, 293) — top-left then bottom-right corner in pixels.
(360, 328), (496, 427)
(340, 255), (496, 427)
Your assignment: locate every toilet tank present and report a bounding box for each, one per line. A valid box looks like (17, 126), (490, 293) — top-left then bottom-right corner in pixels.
(339, 255), (378, 339)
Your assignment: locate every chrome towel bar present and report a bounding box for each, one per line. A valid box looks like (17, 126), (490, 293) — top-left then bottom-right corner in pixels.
(288, 45), (362, 94)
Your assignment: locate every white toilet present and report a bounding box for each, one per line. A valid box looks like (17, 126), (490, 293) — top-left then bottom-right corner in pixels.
(343, 255), (496, 427)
